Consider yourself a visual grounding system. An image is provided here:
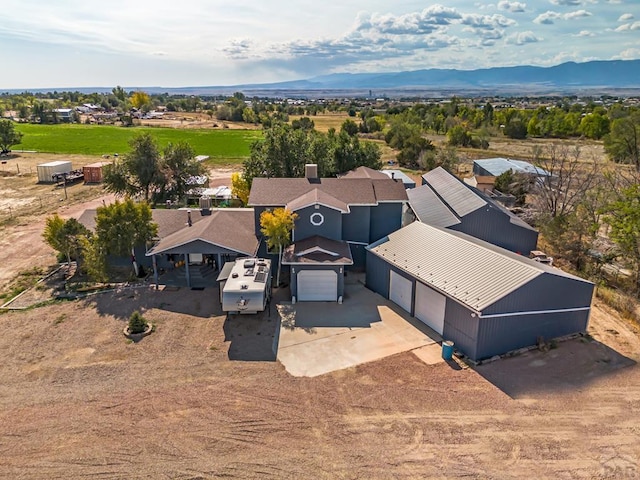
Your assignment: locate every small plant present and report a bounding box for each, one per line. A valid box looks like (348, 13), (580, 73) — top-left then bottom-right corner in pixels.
(128, 310), (148, 334)
(54, 314), (66, 325)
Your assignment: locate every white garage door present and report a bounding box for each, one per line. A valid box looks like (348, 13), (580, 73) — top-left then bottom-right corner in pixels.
(415, 282), (446, 335)
(298, 270), (338, 302)
(390, 271), (412, 313)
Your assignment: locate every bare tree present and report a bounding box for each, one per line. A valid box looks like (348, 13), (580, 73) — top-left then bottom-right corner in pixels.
(532, 144), (600, 219)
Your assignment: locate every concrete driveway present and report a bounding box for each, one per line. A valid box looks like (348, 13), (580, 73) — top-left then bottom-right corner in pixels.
(275, 276), (442, 377)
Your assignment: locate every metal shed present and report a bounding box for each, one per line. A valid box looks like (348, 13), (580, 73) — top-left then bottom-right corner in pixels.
(366, 222), (594, 362)
(83, 161), (112, 183)
(473, 158), (550, 177)
(37, 161), (72, 183)
(410, 167), (538, 255)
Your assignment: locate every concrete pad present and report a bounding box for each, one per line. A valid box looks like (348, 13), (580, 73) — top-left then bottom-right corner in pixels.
(276, 281), (439, 377)
(412, 344), (445, 365)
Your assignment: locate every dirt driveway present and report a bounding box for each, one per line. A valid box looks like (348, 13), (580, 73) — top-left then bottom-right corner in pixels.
(0, 283), (639, 479)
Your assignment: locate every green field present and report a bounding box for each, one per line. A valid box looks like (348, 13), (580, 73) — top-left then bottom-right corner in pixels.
(14, 124), (262, 162)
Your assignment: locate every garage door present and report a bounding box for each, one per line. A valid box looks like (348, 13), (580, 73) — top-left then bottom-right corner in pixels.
(298, 270), (338, 302)
(390, 271), (412, 313)
(415, 282), (446, 335)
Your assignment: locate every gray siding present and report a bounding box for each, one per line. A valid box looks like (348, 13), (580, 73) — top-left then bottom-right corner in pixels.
(475, 310), (589, 360)
(370, 203), (404, 243)
(253, 206), (268, 237)
(290, 265), (344, 299)
(342, 206), (371, 243)
(293, 205), (342, 242)
(485, 273), (594, 315)
(442, 300), (479, 361)
(449, 207), (538, 255)
(473, 164), (493, 177)
(365, 250), (391, 298)
(348, 243), (367, 271)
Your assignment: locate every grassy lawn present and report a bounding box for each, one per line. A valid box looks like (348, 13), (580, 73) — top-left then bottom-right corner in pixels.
(14, 124), (262, 162)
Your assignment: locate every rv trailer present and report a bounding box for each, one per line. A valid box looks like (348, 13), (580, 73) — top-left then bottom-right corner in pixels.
(220, 258), (272, 314)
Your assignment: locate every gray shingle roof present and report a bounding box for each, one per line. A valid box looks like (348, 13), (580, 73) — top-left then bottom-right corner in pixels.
(286, 188), (349, 213)
(340, 166), (388, 179)
(248, 177), (407, 207)
(282, 235), (353, 265)
(146, 209), (258, 256)
(474, 158), (550, 177)
(368, 222), (589, 312)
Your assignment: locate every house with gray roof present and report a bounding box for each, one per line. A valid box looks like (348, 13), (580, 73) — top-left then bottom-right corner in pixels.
(78, 207), (259, 288)
(409, 167), (538, 255)
(249, 164), (408, 302)
(366, 222), (594, 361)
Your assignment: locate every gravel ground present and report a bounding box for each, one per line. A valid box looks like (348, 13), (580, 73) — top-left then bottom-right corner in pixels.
(0, 286), (639, 479)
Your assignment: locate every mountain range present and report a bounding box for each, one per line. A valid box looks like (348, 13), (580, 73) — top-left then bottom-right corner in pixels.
(4, 60), (639, 97)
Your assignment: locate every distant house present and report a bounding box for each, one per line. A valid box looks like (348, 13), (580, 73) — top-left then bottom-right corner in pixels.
(52, 108), (74, 122)
(248, 164), (407, 302)
(366, 222), (594, 362)
(409, 167), (538, 255)
(473, 158), (549, 178)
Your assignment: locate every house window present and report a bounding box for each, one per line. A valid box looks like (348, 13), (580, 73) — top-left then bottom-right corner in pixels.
(310, 212), (324, 226)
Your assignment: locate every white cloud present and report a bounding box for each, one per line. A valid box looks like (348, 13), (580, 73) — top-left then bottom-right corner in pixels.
(618, 13), (634, 22)
(550, 0), (581, 5)
(615, 21), (640, 32)
(505, 31), (541, 44)
(534, 11), (562, 24)
(497, 1), (526, 13)
(575, 30), (595, 37)
(565, 10), (592, 20)
(534, 9), (592, 24)
(614, 47), (640, 60)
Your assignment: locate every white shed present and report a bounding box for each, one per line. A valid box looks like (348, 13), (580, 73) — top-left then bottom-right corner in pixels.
(37, 161), (72, 183)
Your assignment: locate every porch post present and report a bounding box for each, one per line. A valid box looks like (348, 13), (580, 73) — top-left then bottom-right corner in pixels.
(152, 254), (158, 290)
(185, 253), (191, 288)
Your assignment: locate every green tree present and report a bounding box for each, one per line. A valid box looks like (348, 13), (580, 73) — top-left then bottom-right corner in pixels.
(604, 111), (640, 171)
(159, 141), (204, 203)
(103, 133), (163, 203)
(341, 119), (359, 136)
(494, 170), (529, 206)
(112, 85), (126, 102)
(447, 125), (472, 147)
(94, 199), (158, 276)
(504, 117), (528, 139)
(602, 183), (640, 290)
(42, 215), (90, 269)
(260, 208), (297, 286)
(80, 235), (108, 282)
(0, 119), (23, 152)
(291, 117), (315, 130)
(579, 112), (610, 140)
(396, 135), (435, 170)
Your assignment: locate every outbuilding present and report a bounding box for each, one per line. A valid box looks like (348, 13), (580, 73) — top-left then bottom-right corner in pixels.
(83, 161), (112, 183)
(410, 167), (538, 255)
(366, 222), (594, 362)
(37, 161), (72, 183)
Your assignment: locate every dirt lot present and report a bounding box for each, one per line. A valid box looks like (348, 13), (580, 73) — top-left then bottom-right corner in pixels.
(0, 284), (639, 479)
(0, 152), (236, 290)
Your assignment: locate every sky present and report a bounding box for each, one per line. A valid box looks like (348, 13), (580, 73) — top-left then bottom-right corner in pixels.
(0, 0), (638, 89)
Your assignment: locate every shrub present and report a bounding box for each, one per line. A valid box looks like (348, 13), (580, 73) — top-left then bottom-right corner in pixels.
(128, 310), (148, 334)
